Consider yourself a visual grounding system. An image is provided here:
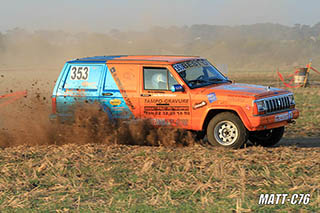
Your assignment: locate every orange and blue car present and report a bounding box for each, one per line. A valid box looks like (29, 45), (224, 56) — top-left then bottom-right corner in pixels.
(51, 55), (299, 148)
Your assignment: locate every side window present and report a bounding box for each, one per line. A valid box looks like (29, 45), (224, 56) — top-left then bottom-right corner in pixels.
(64, 65), (102, 90)
(144, 67), (168, 90)
(168, 72), (179, 89)
(143, 67), (179, 90)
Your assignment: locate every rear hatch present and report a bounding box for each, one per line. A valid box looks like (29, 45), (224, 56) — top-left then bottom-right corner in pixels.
(52, 63), (106, 117)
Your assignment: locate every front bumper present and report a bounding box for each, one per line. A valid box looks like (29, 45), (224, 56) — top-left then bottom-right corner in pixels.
(249, 109), (299, 131)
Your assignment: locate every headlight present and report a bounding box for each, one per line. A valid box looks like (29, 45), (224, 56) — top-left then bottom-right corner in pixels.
(256, 100), (267, 112)
(288, 95), (295, 105)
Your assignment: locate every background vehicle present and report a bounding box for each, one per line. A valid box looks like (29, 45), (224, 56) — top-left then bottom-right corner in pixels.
(51, 55), (299, 148)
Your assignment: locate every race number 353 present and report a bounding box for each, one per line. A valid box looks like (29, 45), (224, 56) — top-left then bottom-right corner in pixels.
(259, 193), (310, 205)
(70, 66), (89, 80)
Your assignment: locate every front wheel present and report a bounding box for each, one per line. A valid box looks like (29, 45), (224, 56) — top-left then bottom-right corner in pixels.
(207, 112), (248, 148)
(249, 126), (284, 147)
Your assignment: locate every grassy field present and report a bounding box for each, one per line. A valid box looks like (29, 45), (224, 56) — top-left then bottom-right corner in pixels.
(287, 88), (320, 137)
(0, 144), (319, 212)
(0, 71), (319, 212)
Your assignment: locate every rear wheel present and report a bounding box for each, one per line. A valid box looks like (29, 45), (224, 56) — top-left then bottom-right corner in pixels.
(207, 112), (248, 148)
(249, 127), (284, 147)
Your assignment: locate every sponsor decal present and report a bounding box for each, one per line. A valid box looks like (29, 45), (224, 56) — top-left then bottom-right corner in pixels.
(145, 111), (176, 116)
(171, 84), (184, 92)
(144, 106), (189, 112)
(173, 59), (210, 73)
(81, 81), (96, 87)
(64, 88), (86, 97)
(123, 72), (135, 80)
(207, 92), (217, 103)
(151, 118), (189, 126)
(110, 67), (135, 110)
(146, 111), (189, 116)
(144, 99), (189, 104)
(193, 101), (207, 109)
(152, 94), (177, 97)
(109, 99), (121, 106)
(147, 91), (165, 94)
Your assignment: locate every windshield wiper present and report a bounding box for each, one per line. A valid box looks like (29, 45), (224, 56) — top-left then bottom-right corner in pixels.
(188, 79), (210, 84)
(208, 78), (232, 83)
(208, 78), (224, 81)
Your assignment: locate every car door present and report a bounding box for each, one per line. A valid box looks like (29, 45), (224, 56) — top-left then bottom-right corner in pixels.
(101, 64), (140, 119)
(139, 66), (191, 128)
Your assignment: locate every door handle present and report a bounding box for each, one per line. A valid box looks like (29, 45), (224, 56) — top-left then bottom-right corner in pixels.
(141, 94), (151, 97)
(102, 93), (113, 96)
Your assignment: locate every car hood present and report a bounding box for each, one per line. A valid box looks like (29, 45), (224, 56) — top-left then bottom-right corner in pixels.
(192, 83), (288, 98)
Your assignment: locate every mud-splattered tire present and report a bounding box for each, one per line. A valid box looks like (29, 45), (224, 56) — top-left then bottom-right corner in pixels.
(207, 112), (248, 148)
(249, 126), (284, 147)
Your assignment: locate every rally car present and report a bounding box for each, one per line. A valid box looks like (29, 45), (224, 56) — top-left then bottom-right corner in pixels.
(51, 55), (299, 148)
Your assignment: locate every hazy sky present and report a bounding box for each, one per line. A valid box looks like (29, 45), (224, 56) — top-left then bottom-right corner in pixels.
(1, 0), (320, 32)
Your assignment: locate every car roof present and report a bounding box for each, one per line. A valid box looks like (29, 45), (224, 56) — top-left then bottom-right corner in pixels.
(67, 55), (201, 64)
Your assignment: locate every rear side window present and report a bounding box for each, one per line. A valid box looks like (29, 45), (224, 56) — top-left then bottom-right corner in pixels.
(64, 65), (103, 90)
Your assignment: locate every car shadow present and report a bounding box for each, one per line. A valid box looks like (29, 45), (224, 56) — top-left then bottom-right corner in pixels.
(199, 136), (320, 148)
(276, 137), (320, 148)
(200, 136), (320, 148)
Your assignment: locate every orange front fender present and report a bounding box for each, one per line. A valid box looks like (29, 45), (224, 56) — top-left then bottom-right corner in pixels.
(198, 105), (252, 131)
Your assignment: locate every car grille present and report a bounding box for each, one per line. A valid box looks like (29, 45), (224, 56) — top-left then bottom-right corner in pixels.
(265, 96), (291, 113)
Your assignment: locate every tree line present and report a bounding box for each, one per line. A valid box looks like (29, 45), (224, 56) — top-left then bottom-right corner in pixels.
(1, 23), (320, 70)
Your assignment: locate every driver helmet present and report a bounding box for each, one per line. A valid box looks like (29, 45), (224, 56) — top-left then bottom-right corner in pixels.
(152, 73), (166, 89)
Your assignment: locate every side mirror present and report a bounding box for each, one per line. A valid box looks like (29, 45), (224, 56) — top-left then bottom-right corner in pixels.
(171, 84), (185, 92)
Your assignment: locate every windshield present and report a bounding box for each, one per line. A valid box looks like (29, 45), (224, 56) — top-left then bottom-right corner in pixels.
(172, 59), (229, 88)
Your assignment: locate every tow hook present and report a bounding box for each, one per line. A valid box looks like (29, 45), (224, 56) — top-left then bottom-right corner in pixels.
(288, 120), (296, 124)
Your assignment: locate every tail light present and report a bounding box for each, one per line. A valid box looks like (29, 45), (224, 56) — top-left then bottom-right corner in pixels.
(52, 97), (57, 114)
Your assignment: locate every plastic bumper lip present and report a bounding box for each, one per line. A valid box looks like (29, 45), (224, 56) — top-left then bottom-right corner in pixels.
(249, 109), (299, 131)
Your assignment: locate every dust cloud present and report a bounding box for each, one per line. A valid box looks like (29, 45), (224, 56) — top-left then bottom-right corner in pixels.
(0, 30), (197, 149)
(0, 90), (195, 149)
